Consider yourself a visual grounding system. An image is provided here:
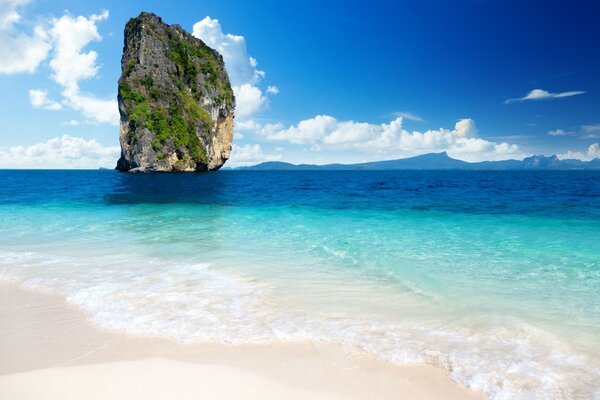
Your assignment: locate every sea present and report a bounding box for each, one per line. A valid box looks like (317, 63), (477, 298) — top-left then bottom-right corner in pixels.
(0, 170), (598, 399)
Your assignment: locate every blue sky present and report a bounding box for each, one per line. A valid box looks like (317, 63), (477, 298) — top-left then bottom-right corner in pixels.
(1, 0), (599, 168)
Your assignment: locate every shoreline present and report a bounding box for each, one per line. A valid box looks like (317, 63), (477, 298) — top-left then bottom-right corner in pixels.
(0, 281), (481, 400)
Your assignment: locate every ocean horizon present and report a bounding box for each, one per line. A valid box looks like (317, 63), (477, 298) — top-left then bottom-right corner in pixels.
(1, 169), (598, 399)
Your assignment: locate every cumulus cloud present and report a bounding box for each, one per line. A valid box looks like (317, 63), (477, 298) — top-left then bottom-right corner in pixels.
(28, 89), (62, 110)
(0, 0), (51, 74)
(0, 135), (120, 168)
(505, 88), (585, 104)
(60, 90), (119, 125)
(235, 83), (267, 117)
(1, 5), (117, 124)
(192, 16), (274, 121)
(227, 143), (281, 167)
(589, 143), (600, 158)
(49, 11), (108, 90)
(558, 143), (600, 161)
(453, 118), (478, 137)
(259, 116), (524, 162)
(262, 115), (332, 144)
(47, 10), (118, 125)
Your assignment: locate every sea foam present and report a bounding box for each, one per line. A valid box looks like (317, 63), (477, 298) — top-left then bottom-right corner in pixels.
(1, 250), (598, 400)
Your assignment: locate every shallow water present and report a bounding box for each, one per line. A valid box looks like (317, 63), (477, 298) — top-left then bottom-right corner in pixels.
(0, 170), (598, 399)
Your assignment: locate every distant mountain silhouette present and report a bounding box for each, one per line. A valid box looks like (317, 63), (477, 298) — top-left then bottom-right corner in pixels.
(234, 152), (600, 170)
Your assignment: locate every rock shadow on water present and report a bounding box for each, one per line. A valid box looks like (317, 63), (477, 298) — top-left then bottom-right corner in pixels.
(104, 172), (229, 205)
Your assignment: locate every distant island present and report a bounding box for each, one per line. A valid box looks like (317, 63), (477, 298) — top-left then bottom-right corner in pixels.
(232, 152), (600, 170)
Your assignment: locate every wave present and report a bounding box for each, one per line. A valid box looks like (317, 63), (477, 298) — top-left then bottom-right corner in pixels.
(0, 250), (598, 399)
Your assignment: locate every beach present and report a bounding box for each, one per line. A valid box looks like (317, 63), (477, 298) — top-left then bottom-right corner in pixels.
(1, 0), (599, 397)
(0, 282), (480, 399)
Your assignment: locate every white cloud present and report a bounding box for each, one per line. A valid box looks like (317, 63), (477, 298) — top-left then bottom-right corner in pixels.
(505, 88), (585, 104)
(28, 88), (62, 110)
(393, 111), (424, 122)
(581, 124), (600, 139)
(235, 83), (267, 117)
(47, 10), (118, 125)
(49, 12), (107, 91)
(227, 143), (281, 167)
(558, 143), (600, 161)
(0, 135), (120, 168)
(590, 143), (600, 158)
(581, 124), (600, 133)
(0, 0), (51, 74)
(60, 90), (119, 125)
(0, 0), (23, 29)
(260, 116), (524, 162)
(235, 119), (263, 132)
(62, 119), (80, 126)
(264, 115), (335, 144)
(556, 150), (584, 160)
(547, 129), (574, 136)
(453, 118), (477, 137)
(1, 6), (117, 124)
(266, 85), (279, 95)
(192, 16), (270, 119)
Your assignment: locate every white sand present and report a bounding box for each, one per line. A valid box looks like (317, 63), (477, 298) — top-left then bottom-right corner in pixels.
(0, 359), (356, 400)
(0, 282), (482, 399)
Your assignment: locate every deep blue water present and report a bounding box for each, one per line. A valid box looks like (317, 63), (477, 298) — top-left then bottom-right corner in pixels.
(2, 170), (599, 217)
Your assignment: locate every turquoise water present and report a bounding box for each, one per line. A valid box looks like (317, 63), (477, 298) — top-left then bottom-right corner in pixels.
(0, 170), (598, 399)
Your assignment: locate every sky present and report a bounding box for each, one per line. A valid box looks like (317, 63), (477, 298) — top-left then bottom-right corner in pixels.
(1, 0), (599, 168)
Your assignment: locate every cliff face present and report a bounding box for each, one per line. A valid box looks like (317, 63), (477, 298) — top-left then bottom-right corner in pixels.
(116, 12), (235, 172)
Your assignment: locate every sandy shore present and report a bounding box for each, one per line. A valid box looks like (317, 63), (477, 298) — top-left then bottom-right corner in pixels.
(0, 282), (481, 399)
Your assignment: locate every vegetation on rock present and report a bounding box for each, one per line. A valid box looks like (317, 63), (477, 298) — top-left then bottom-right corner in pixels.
(116, 12), (235, 172)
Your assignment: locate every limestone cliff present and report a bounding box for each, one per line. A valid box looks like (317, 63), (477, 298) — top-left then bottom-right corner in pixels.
(116, 12), (235, 172)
